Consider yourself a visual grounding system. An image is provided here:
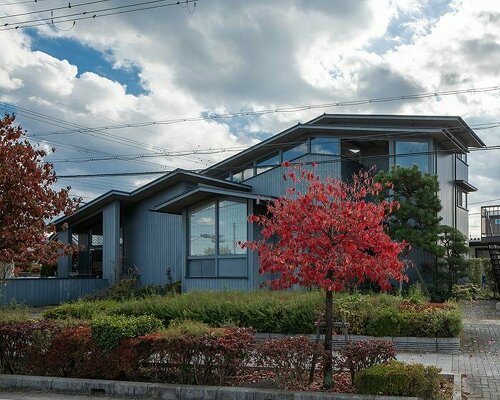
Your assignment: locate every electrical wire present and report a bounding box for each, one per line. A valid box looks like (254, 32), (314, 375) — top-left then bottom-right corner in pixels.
(24, 84), (500, 135)
(0, 0), (53, 6)
(0, 0), (199, 30)
(0, 0), (113, 19)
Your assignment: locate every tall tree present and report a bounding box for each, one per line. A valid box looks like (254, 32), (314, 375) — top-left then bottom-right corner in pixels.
(0, 115), (79, 277)
(374, 165), (443, 256)
(242, 164), (406, 389)
(437, 225), (469, 294)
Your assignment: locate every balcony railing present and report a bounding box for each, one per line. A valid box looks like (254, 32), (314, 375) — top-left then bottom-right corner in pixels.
(481, 206), (500, 240)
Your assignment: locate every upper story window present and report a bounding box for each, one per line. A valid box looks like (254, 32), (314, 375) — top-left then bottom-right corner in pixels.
(311, 137), (340, 155)
(456, 153), (467, 163)
(282, 141), (307, 162)
(395, 141), (429, 173)
(256, 153), (280, 174)
(457, 188), (467, 209)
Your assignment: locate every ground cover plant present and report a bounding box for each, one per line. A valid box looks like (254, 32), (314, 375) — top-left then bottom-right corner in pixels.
(43, 290), (462, 338)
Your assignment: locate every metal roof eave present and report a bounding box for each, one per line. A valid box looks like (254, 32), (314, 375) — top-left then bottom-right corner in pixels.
(153, 185), (275, 215)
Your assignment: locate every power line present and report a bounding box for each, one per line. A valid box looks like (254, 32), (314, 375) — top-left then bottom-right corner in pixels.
(0, 0), (199, 31)
(25, 84), (500, 135)
(0, 0), (53, 6)
(0, 0), (113, 19)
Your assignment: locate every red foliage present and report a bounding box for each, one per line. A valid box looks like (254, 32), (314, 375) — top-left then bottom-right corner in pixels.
(44, 326), (107, 379)
(0, 115), (79, 268)
(335, 339), (396, 381)
(241, 164), (407, 292)
(398, 301), (450, 312)
(254, 336), (327, 390)
(112, 327), (256, 385)
(0, 321), (61, 374)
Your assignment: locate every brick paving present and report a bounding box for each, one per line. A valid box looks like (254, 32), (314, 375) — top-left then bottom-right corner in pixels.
(397, 301), (500, 399)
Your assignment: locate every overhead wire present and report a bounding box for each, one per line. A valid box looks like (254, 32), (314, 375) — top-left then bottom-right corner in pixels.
(0, 0), (114, 19)
(0, 0), (200, 31)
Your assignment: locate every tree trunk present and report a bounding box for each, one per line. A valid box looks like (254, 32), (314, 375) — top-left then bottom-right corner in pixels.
(323, 289), (334, 389)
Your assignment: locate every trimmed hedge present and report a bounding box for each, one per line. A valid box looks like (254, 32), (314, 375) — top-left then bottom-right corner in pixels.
(91, 314), (163, 351)
(43, 291), (462, 338)
(353, 361), (443, 400)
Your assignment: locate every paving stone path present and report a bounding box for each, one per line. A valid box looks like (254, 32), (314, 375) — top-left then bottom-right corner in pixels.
(398, 300), (500, 399)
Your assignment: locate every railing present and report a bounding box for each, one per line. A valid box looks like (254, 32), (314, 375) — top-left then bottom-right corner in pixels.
(481, 206), (500, 239)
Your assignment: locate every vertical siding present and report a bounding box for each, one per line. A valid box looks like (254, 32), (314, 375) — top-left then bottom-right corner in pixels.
(436, 149), (455, 227)
(457, 207), (469, 237)
(123, 182), (192, 286)
(246, 153), (341, 196)
(0, 278), (109, 306)
(456, 158), (468, 181)
(56, 229), (72, 278)
(103, 200), (120, 284)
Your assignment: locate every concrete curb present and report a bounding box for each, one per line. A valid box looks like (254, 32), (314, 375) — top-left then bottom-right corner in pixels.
(255, 333), (460, 354)
(0, 374), (421, 400)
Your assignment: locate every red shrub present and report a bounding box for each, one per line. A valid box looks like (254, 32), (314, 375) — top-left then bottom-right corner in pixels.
(254, 336), (326, 390)
(44, 326), (107, 379)
(335, 339), (396, 381)
(111, 327), (256, 385)
(0, 321), (61, 374)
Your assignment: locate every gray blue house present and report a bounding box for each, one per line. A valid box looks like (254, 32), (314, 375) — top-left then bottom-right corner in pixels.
(53, 114), (484, 293)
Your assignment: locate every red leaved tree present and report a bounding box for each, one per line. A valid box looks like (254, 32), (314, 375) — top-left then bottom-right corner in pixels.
(0, 115), (79, 278)
(241, 163), (407, 388)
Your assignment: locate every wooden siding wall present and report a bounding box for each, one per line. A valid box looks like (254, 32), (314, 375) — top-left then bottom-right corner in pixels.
(103, 200), (121, 284)
(123, 182), (194, 286)
(436, 150), (455, 227)
(246, 153), (341, 196)
(0, 278), (109, 306)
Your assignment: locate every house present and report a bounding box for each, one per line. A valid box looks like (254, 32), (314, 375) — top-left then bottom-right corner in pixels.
(55, 114), (484, 292)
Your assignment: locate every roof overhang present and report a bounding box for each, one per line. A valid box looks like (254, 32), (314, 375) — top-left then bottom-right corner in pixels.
(455, 180), (478, 192)
(153, 184), (275, 215)
(54, 169), (252, 229)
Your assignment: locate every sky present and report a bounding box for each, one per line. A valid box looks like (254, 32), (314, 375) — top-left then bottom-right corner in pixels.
(0, 0), (499, 237)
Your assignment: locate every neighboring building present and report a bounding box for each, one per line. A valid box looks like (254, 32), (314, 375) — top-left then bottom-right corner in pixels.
(55, 114), (484, 292)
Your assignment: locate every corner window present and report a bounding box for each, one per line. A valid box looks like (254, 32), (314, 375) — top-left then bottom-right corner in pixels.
(395, 141), (429, 173)
(311, 137), (340, 155)
(457, 188), (467, 209)
(188, 199), (248, 278)
(283, 142), (307, 162)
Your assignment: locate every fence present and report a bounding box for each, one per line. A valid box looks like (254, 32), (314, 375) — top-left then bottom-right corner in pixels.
(0, 278), (109, 306)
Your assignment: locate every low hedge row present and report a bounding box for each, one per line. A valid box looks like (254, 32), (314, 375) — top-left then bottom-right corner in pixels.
(43, 291), (462, 338)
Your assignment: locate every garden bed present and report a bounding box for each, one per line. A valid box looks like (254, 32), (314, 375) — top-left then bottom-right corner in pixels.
(41, 291), (463, 338)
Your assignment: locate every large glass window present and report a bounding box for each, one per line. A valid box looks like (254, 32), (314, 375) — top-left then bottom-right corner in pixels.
(256, 153), (280, 174)
(283, 142), (307, 162)
(395, 141), (429, 173)
(311, 137), (340, 155)
(188, 199), (248, 278)
(189, 202), (216, 256)
(218, 200), (247, 255)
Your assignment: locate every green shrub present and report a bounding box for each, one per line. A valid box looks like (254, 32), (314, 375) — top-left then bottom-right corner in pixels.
(451, 283), (482, 301)
(90, 314), (163, 351)
(43, 300), (119, 320)
(43, 291), (462, 338)
(354, 361), (443, 400)
(0, 304), (29, 323)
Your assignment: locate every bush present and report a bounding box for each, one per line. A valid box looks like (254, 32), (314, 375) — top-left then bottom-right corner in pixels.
(0, 320), (61, 374)
(43, 299), (119, 320)
(89, 279), (182, 301)
(451, 283), (482, 301)
(254, 336), (326, 390)
(354, 361), (443, 400)
(91, 314), (163, 351)
(335, 340), (396, 381)
(44, 291), (463, 338)
(44, 326), (107, 379)
(0, 304), (29, 323)
(113, 322), (255, 385)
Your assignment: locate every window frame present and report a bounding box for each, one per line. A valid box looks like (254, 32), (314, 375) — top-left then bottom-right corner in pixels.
(186, 197), (248, 279)
(310, 136), (340, 156)
(394, 140), (431, 173)
(457, 187), (468, 210)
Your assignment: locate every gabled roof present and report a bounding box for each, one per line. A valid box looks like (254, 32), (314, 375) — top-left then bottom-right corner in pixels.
(55, 169), (251, 227)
